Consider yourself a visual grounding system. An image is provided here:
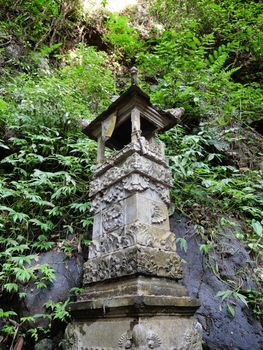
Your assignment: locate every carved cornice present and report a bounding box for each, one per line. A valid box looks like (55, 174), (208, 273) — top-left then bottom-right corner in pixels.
(90, 152), (172, 198)
(83, 246), (182, 285)
(93, 137), (168, 178)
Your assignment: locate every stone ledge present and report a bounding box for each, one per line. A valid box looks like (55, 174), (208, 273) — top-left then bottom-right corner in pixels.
(69, 294), (200, 320)
(80, 276), (188, 300)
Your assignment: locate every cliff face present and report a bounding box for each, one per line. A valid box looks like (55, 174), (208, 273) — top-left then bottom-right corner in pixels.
(171, 213), (263, 350)
(0, 1), (262, 349)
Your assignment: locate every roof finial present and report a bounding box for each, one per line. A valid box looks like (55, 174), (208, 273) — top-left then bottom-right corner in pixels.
(130, 67), (138, 86)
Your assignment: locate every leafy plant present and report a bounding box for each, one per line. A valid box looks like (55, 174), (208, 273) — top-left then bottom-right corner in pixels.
(44, 299), (70, 323)
(104, 14), (143, 57)
(216, 289), (248, 317)
(176, 237), (188, 253)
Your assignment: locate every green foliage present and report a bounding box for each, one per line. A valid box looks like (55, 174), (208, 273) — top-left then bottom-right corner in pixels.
(216, 289), (248, 318)
(160, 125), (262, 221)
(104, 14), (143, 57)
(176, 237), (188, 253)
(0, 0), (83, 50)
(44, 299), (70, 323)
(138, 29), (262, 124)
(150, 0), (263, 79)
(0, 43), (115, 347)
(243, 288), (263, 321)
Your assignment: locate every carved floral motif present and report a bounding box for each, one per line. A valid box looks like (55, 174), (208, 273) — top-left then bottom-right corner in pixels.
(90, 153), (172, 197)
(104, 184), (125, 204)
(118, 332), (133, 349)
(123, 174), (149, 192)
(102, 203), (123, 233)
(89, 222), (177, 258)
(90, 177), (170, 214)
(83, 247), (182, 285)
(118, 326), (162, 349)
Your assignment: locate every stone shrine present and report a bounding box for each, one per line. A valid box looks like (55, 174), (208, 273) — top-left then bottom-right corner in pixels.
(66, 68), (202, 350)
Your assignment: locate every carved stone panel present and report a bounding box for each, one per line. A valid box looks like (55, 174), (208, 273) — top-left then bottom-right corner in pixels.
(64, 315), (202, 350)
(93, 193), (170, 237)
(102, 203), (124, 233)
(89, 152), (172, 197)
(89, 222), (177, 259)
(118, 325), (162, 349)
(151, 203), (167, 224)
(93, 137), (168, 178)
(90, 176), (171, 215)
(83, 246), (182, 285)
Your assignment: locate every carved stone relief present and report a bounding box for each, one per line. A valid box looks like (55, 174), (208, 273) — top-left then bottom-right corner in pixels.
(151, 203), (167, 224)
(155, 183), (170, 205)
(118, 325), (162, 349)
(89, 152), (172, 197)
(178, 321), (203, 350)
(123, 174), (149, 192)
(102, 203), (124, 233)
(118, 331), (133, 349)
(93, 137), (168, 178)
(89, 222), (177, 259)
(104, 184), (125, 204)
(90, 177), (171, 214)
(83, 247), (182, 285)
(64, 324), (79, 350)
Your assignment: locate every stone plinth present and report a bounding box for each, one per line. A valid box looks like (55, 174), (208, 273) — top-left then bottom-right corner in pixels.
(68, 276), (201, 349)
(67, 304), (202, 350)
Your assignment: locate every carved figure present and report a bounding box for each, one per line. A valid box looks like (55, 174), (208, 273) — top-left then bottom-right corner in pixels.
(118, 325), (162, 350)
(151, 203), (167, 224)
(102, 203), (123, 233)
(179, 322), (203, 350)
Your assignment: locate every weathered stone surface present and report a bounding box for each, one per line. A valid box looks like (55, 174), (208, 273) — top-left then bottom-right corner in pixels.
(79, 276), (188, 301)
(93, 137), (167, 178)
(21, 251), (83, 324)
(92, 194), (170, 238)
(91, 176), (170, 214)
(89, 151), (172, 197)
(171, 212), (263, 350)
(83, 246), (182, 284)
(64, 315), (202, 350)
(89, 222), (177, 258)
(84, 140), (182, 288)
(67, 87), (202, 350)
(70, 294), (200, 316)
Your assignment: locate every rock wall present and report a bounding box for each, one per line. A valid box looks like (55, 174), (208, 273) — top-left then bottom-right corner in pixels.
(170, 213), (263, 350)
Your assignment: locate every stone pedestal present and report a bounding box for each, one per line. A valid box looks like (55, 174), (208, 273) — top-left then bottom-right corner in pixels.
(67, 297), (202, 350)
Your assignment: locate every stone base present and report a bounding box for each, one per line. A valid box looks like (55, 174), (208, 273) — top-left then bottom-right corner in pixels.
(65, 278), (202, 350)
(65, 309), (202, 350)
